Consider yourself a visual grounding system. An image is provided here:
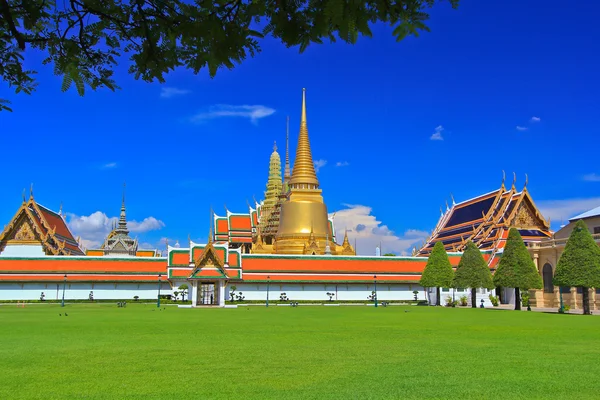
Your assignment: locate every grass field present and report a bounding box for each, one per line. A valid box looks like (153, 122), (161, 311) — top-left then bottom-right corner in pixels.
(2, 304), (600, 399)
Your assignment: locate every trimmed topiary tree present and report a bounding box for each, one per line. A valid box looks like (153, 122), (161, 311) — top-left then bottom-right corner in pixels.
(178, 284), (189, 302)
(453, 241), (495, 308)
(493, 228), (542, 310)
(553, 220), (600, 315)
(420, 241), (454, 306)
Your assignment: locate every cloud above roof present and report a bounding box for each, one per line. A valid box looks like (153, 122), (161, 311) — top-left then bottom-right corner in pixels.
(537, 197), (600, 224)
(330, 204), (429, 255)
(430, 125), (444, 141)
(66, 212), (165, 249)
(191, 104), (275, 124)
(160, 87), (191, 98)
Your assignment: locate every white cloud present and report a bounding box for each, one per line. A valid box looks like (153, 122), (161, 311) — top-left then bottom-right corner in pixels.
(160, 87), (191, 98)
(101, 162), (117, 169)
(516, 126), (528, 131)
(128, 217), (165, 233)
(582, 173), (600, 182)
(530, 116), (541, 123)
(330, 204), (429, 256)
(314, 159), (327, 172)
(537, 197), (600, 223)
(66, 212), (165, 249)
(191, 104), (275, 124)
(336, 161), (350, 167)
(430, 125), (444, 141)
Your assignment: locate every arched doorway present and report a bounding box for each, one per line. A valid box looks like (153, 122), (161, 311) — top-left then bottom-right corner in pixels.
(543, 263), (553, 293)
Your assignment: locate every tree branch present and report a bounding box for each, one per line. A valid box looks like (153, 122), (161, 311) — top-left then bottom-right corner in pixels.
(0, 0), (26, 50)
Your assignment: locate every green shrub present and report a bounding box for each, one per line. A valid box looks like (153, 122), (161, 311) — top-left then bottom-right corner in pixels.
(521, 292), (530, 307)
(444, 296), (457, 307)
(488, 294), (499, 307)
(459, 295), (468, 307)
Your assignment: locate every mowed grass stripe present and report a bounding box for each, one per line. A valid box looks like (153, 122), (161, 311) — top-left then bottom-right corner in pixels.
(1, 304), (599, 399)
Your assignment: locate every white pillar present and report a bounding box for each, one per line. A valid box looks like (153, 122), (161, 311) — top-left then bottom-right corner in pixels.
(191, 281), (198, 307)
(219, 280), (225, 307)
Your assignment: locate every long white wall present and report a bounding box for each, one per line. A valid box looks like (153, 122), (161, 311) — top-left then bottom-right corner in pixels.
(228, 283), (426, 302)
(0, 282), (174, 301)
(0, 281), (431, 302)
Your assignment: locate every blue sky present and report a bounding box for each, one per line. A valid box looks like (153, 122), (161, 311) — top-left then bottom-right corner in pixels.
(2, 0), (600, 254)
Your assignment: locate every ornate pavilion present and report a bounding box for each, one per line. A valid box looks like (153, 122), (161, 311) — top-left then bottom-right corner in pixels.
(0, 89), (598, 310)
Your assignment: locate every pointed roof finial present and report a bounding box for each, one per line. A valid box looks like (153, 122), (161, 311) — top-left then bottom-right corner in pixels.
(524, 173), (529, 188)
(22, 188), (26, 203)
(289, 88), (319, 188)
(59, 202), (63, 216)
(116, 182), (129, 234)
(445, 200), (450, 211)
(208, 207), (214, 244)
(273, 140), (277, 152)
(512, 172), (516, 189)
(30, 183), (34, 200)
(502, 170), (506, 186)
(450, 193), (455, 205)
(284, 116), (291, 183)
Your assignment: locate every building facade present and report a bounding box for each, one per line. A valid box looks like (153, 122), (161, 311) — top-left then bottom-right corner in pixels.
(1, 90), (599, 309)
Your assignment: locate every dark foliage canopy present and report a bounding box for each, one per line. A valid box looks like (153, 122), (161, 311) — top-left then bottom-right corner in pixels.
(0, 0), (459, 111)
(420, 241), (453, 288)
(553, 220), (600, 288)
(453, 241), (494, 290)
(493, 228), (542, 290)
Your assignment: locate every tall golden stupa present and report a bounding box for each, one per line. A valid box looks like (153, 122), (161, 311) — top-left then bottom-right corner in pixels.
(214, 89), (355, 256)
(275, 88), (333, 254)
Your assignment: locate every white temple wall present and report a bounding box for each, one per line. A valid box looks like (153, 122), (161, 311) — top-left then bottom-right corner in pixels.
(434, 288), (497, 307)
(229, 283), (426, 302)
(0, 282), (174, 301)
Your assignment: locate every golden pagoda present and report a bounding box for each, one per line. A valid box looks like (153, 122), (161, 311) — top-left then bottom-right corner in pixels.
(274, 89), (348, 255)
(214, 89), (354, 256)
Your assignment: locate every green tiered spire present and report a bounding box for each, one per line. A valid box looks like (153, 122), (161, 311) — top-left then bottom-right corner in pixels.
(260, 142), (283, 229)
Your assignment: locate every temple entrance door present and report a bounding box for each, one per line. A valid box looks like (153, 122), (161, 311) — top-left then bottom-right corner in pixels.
(200, 283), (216, 305)
(543, 264), (554, 293)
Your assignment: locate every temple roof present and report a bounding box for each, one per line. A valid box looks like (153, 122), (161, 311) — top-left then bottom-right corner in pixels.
(0, 194), (84, 256)
(417, 178), (552, 262)
(570, 206), (600, 221)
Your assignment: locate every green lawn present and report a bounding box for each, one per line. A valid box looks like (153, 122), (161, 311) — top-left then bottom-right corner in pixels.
(2, 304), (599, 399)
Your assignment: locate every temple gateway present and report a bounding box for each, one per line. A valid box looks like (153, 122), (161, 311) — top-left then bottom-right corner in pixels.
(1, 90), (599, 310)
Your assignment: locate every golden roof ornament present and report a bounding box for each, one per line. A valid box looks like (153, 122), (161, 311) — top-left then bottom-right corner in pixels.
(524, 173), (529, 189)
(450, 193), (455, 205)
(512, 172), (516, 189)
(30, 183), (34, 200)
(502, 170), (506, 187)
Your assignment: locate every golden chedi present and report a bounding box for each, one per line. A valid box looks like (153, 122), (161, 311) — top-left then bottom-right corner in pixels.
(275, 89), (332, 254)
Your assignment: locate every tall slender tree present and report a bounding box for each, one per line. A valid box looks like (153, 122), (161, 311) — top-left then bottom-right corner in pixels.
(420, 241), (454, 306)
(493, 228), (542, 310)
(453, 241), (494, 308)
(553, 220), (600, 315)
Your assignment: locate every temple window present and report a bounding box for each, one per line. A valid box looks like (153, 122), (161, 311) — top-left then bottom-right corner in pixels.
(594, 226), (600, 234)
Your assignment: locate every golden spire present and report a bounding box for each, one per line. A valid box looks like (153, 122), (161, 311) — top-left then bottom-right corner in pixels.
(342, 228), (350, 247)
(284, 116), (291, 184)
(289, 88), (319, 188)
